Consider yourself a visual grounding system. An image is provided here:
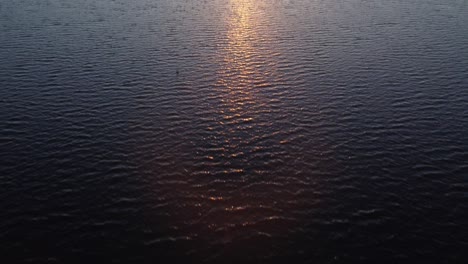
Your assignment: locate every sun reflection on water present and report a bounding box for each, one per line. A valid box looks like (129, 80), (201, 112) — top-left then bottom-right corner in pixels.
(212, 0), (276, 173)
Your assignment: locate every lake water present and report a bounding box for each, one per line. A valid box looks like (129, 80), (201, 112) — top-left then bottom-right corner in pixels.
(1, 0), (468, 262)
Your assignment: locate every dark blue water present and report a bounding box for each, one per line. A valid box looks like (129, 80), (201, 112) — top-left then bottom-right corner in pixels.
(1, 0), (468, 263)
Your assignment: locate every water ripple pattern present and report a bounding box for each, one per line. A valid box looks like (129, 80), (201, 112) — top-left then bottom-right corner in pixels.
(1, 0), (468, 263)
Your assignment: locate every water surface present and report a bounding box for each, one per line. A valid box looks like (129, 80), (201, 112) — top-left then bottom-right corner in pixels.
(1, 0), (468, 262)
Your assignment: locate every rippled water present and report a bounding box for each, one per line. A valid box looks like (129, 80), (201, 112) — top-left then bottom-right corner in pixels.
(1, 0), (468, 262)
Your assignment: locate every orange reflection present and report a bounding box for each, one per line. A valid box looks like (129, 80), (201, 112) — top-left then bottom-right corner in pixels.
(214, 0), (275, 171)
